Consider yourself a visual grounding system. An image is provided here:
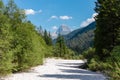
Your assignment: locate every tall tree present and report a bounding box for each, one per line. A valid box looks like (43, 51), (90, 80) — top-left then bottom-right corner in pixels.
(94, 0), (120, 59)
(0, 0), (48, 75)
(0, 0), (13, 74)
(44, 30), (48, 44)
(54, 34), (66, 57)
(43, 30), (52, 46)
(54, 34), (75, 59)
(48, 32), (52, 46)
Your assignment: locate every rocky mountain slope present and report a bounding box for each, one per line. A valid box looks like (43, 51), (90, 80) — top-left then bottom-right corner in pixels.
(64, 22), (96, 53)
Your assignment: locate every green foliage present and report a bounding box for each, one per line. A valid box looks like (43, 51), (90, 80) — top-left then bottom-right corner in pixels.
(108, 46), (120, 80)
(43, 30), (52, 46)
(82, 48), (96, 69)
(53, 35), (75, 59)
(72, 55), (85, 60)
(94, 0), (120, 59)
(82, 47), (95, 62)
(110, 46), (120, 62)
(87, 46), (120, 79)
(0, 2), (13, 75)
(0, 0), (48, 75)
(11, 22), (46, 71)
(63, 48), (75, 59)
(88, 59), (112, 71)
(92, 0), (120, 79)
(41, 29), (53, 58)
(44, 46), (54, 58)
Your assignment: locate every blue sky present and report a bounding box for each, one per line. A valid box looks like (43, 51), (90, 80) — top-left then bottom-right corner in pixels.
(4, 0), (97, 33)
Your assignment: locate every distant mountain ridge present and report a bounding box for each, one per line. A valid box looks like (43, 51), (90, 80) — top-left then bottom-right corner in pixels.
(64, 22), (96, 53)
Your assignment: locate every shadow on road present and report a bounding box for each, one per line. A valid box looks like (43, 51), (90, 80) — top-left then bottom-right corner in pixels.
(39, 62), (105, 80)
(60, 68), (97, 74)
(56, 62), (84, 68)
(39, 74), (103, 80)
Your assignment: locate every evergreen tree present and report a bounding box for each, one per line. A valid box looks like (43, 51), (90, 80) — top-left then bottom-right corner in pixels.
(43, 30), (52, 46)
(54, 34), (74, 59)
(55, 34), (65, 57)
(94, 0), (120, 59)
(54, 34), (69, 57)
(48, 32), (52, 46)
(44, 30), (48, 44)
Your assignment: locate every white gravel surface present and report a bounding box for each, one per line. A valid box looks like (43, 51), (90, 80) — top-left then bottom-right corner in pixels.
(2, 58), (106, 80)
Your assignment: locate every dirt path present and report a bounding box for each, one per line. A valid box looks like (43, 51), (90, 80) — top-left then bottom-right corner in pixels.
(3, 58), (106, 80)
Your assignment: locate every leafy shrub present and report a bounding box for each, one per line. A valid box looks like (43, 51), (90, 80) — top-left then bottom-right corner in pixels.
(82, 47), (96, 62)
(108, 46), (120, 80)
(87, 46), (120, 80)
(72, 55), (85, 60)
(44, 46), (53, 58)
(88, 58), (112, 71)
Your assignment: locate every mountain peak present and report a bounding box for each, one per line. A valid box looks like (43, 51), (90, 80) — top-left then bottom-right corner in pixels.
(56, 24), (71, 35)
(51, 24), (71, 39)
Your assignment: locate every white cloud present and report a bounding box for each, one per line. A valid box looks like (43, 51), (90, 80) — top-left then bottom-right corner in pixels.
(25, 9), (35, 15)
(80, 13), (98, 27)
(24, 9), (42, 15)
(52, 26), (58, 30)
(48, 16), (58, 21)
(59, 16), (72, 20)
(80, 18), (94, 27)
(48, 15), (73, 21)
(51, 16), (58, 19)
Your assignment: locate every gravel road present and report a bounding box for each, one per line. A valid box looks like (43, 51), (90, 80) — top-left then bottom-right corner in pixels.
(3, 58), (106, 80)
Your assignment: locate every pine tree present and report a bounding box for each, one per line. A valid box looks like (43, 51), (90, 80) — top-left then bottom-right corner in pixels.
(94, 0), (120, 59)
(43, 30), (52, 46)
(44, 30), (48, 44)
(54, 34), (75, 59)
(48, 32), (52, 46)
(54, 34), (66, 57)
